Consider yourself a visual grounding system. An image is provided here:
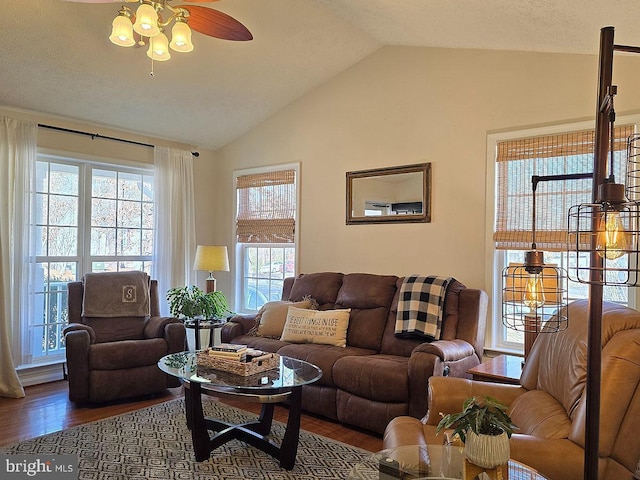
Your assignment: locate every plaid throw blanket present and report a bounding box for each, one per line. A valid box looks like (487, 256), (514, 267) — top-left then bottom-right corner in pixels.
(395, 275), (453, 340)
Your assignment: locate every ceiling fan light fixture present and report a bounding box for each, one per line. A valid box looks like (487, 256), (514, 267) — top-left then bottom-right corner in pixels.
(170, 18), (193, 52)
(147, 32), (171, 61)
(109, 7), (135, 47)
(133, 2), (160, 37)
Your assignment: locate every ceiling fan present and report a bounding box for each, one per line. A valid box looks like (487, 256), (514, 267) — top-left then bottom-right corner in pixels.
(62, 0), (252, 63)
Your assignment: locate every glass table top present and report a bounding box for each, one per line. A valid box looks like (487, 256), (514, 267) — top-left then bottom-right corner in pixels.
(158, 351), (322, 393)
(348, 445), (548, 480)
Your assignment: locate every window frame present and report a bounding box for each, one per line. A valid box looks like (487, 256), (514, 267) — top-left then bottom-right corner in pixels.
(233, 163), (300, 314)
(485, 116), (640, 354)
(18, 150), (154, 368)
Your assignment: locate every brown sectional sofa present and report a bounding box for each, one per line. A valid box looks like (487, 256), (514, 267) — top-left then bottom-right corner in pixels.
(220, 272), (488, 434)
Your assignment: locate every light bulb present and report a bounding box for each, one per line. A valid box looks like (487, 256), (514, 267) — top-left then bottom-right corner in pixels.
(596, 210), (630, 260)
(523, 273), (545, 309)
(133, 3), (160, 37)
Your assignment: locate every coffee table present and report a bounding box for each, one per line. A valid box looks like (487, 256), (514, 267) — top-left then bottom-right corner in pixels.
(158, 351), (322, 470)
(348, 445), (548, 479)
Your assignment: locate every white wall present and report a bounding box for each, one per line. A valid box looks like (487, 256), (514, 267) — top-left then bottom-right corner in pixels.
(211, 46), (640, 308)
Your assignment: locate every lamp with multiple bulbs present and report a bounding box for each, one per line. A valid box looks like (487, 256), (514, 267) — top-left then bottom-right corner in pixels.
(109, 1), (194, 62)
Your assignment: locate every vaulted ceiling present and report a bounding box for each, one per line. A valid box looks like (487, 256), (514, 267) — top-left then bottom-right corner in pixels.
(2, 0), (640, 150)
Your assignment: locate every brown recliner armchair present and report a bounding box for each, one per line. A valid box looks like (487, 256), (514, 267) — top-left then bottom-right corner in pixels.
(383, 299), (640, 480)
(63, 271), (186, 403)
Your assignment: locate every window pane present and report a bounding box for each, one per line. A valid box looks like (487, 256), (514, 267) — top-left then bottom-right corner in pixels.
(118, 172), (142, 200)
(142, 202), (154, 229)
(35, 193), (48, 223)
(92, 169), (117, 198)
(92, 198), (117, 227)
(118, 228), (141, 255)
(142, 175), (154, 201)
(49, 195), (78, 226)
(118, 200), (142, 228)
(36, 161), (49, 193)
(91, 227), (116, 255)
(141, 229), (153, 255)
(49, 164), (78, 195)
(48, 227), (77, 256)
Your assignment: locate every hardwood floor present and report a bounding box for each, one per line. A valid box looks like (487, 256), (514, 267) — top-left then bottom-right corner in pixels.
(0, 381), (383, 453)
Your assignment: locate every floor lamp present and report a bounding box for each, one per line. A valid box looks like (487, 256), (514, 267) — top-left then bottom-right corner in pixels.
(572, 26), (640, 480)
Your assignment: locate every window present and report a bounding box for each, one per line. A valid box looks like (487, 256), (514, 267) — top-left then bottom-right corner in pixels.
(234, 165), (299, 313)
(487, 119), (638, 352)
(25, 154), (153, 366)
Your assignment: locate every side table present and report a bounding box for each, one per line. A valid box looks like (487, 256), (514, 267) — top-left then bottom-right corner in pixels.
(467, 354), (522, 385)
(184, 318), (227, 350)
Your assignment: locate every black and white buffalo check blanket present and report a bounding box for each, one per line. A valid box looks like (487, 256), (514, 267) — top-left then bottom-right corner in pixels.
(395, 275), (453, 340)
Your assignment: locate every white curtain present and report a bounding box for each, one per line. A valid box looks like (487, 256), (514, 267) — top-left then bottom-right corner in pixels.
(0, 117), (37, 398)
(153, 146), (197, 315)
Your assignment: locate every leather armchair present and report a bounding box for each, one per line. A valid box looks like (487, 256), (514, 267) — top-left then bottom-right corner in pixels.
(63, 273), (186, 403)
(383, 299), (640, 480)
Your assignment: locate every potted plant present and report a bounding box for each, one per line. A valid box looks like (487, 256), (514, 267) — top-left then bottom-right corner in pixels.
(166, 285), (232, 321)
(436, 395), (515, 469)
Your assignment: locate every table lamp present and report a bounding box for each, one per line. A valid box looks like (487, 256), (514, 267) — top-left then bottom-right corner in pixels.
(193, 245), (230, 293)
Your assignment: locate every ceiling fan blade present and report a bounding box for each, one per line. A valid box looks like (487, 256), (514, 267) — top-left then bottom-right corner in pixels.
(180, 5), (252, 41)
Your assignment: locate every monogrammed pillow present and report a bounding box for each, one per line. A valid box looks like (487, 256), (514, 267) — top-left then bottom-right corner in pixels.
(281, 306), (351, 347)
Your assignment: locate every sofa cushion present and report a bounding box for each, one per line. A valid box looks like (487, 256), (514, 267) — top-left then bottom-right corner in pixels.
(508, 390), (571, 439)
(281, 307), (351, 346)
(89, 338), (167, 370)
(333, 354), (410, 403)
(277, 343), (375, 387)
(336, 273), (398, 351)
(288, 272), (344, 307)
(252, 299), (314, 338)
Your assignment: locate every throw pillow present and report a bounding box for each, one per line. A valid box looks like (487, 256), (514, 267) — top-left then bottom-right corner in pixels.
(281, 306), (351, 347)
(251, 299), (313, 338)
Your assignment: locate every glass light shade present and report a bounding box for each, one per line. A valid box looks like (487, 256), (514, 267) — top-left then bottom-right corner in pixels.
(596, 209), (630, 260)
(170, 21), (194, 52)
(147, 32), (171, 62)
(193, 245), (230, 273)
(109, 13), (135, 47)
(133, 3), (160, 37)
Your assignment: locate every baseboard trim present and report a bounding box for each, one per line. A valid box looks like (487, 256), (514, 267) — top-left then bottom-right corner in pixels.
(18, 363), (65, 387)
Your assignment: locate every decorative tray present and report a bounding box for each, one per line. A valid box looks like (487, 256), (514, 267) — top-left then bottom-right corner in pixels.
(196, 351), (279, 376)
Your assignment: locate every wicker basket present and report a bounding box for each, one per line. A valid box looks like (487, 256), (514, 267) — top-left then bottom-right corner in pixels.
(196, 352), (280, 376)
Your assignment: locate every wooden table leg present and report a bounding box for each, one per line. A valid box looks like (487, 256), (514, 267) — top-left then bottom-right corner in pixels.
(279, 386), (303, 470)
(185, 382), (212, 462)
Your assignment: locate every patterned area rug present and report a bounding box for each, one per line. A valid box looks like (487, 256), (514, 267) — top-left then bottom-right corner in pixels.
(0, 398), (371, 479)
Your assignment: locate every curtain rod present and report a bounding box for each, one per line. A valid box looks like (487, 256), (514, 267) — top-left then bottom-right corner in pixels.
(37, 123), (200, 157)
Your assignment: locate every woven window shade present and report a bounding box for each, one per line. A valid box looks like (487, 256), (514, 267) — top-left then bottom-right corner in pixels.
(236, 169), (296, 243)
(494, 125), (634, 251)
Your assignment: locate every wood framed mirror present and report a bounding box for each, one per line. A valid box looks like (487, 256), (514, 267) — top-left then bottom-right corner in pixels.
(346, 163), (431, 225)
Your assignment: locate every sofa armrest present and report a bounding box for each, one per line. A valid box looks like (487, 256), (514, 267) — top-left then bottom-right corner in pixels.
(143, 315), (182, 339)
(412, 339), (475, 362)
(423, 376), (526, 426)
(63, 323), (96, 344)
(221, 314), (257, 342)
(64, 329), (92, 403)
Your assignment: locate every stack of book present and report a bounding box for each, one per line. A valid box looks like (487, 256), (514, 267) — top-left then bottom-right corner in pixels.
(206, 343), (248, 362)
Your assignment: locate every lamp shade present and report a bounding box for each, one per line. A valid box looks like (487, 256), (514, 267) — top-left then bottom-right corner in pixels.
(133, 3), (160, 37)
(109, 10), (135, 47)
(170, 20), (194, 53)
(193, 245), (230, 272)
(147, 32), (171, 62)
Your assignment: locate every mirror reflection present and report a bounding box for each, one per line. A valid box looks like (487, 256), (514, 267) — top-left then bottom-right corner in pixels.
(346, 163), (431, 224)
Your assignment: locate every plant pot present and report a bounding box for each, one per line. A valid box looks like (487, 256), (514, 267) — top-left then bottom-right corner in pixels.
(464, 430), (510, 469)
